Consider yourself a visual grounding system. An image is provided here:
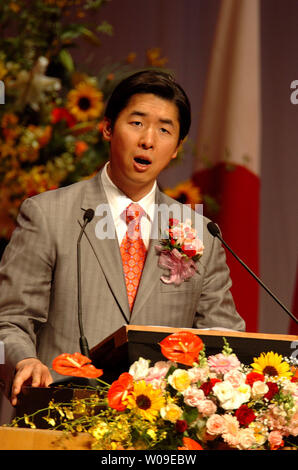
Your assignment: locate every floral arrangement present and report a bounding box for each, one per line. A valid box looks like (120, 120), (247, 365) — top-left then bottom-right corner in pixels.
(10, 331), (298, 450)
(156, 219), (204, 285)
(0, 0), (172, 239)
(164, 180), (202, 210)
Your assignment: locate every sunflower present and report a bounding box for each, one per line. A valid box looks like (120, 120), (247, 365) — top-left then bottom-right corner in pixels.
(251, 352), (292, 379)
(164, 180), (201, 209)
(66, 82), (104, 122)
(126, 380), (165, 423)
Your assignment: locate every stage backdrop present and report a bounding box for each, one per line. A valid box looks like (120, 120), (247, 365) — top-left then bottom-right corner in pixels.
(1, 0), (298, 334)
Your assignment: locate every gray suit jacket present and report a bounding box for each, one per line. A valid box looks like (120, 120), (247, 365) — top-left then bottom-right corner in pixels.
(0, 171), (245, 385)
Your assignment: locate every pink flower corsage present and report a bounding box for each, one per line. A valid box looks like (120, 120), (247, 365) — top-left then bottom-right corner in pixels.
(156, 218), (204, 285)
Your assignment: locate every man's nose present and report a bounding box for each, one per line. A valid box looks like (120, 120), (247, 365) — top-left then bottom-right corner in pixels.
(138, 128), (154, 149)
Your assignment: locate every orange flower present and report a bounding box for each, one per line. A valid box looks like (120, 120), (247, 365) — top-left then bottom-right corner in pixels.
(159, 331), (203, 366)
(75, 140), (88, 157)
(107, 373), (134, 411)
(38, 126), (52, 148)
(52, 352), (103, 378)
(291, 366), (298, 382)
(126, 52), (136, 64)
(178, 437), (203, 450)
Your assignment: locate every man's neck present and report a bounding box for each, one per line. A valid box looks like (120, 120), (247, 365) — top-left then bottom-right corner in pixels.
(106, 162), (155, 201)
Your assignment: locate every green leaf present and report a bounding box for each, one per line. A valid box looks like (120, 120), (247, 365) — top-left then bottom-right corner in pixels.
(96, 20), (113, 36)
(59, 49), (74, 73)
(183, 406), (199, 425)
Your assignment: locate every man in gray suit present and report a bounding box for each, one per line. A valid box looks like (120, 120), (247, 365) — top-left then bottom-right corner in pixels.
(0, 70), (245, 406)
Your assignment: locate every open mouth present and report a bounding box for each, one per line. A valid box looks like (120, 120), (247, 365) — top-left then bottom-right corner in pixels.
(134, 157), (152, 166)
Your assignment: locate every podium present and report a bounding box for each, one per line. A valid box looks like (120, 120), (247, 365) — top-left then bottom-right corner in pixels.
(89, 325), (298, 382)
(7, 325), (298, 448)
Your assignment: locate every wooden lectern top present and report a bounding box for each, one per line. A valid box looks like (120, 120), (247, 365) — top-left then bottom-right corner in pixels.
(90, 325), (298, 383)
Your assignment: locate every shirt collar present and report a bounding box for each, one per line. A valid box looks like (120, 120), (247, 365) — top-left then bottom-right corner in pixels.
(101, 162), (156, 222)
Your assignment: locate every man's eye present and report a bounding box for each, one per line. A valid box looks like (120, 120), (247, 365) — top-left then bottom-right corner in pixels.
(131, 121), (142, 126)
(160, 127), (170, 134)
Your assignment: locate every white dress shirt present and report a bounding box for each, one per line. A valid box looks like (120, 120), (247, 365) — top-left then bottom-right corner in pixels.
(101, 162), (156, 249)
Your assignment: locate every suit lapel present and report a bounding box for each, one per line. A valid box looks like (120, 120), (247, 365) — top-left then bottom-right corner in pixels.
(130, 189), (167, 322)
(80, 173), (130, 323)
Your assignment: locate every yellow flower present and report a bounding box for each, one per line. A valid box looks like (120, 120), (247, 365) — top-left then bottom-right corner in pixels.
(168, 369), (191, 392)
(249, 422), (268, 446)
(164, 180), (201, 209)
(251, 351), (292, 379)
(67, 81), (104, 122)
(126, 380), (165, 423)
(160, 403), (183, 423)
(89, 422), (109, 440)
(147, 429), (157, 440)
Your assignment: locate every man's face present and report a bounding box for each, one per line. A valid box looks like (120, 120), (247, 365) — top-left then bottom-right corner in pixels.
(102, 93), (180, 200)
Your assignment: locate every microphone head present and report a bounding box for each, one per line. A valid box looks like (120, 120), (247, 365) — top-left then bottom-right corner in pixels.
(207, 221), (220, 237)
(83, 208), (95, 223)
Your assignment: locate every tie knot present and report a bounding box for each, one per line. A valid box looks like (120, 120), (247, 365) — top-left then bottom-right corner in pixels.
(125, 203), (145, 224)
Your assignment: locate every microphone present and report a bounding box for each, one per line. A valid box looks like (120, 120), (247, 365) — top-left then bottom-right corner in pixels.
(77, 208), (95, 357)
(207, 221), (298, 325)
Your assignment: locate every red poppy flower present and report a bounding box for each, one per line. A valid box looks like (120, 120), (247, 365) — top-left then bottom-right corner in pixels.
(52, 352), (103, 378)
(107, 373), (134, 411)
(159, 331), (203, 366)
(178, 437), (203, 450)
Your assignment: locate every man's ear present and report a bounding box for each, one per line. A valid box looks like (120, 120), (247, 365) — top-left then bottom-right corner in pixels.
(102, 117), (112, 141)
(171, 139), (183, 161)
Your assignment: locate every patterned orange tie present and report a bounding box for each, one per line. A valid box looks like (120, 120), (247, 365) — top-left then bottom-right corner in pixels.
(120, 203), (147, 311)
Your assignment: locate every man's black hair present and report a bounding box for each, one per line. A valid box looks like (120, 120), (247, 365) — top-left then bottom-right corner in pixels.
(104, 69), (191, 142)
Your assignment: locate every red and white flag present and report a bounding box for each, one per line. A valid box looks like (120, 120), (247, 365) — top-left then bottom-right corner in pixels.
(193, 0), (261, 332)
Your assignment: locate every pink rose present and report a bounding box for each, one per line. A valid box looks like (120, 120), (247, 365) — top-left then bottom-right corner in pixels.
(197, 399), (217, 417)
(224, 370), (245, 388)
(183, 385), (205, 407)
(237, 428), (256, 450)
(287, 411), (298, 436)
(188, 366), (209, 383)
(146, 361), (174, 381)
(206, 414), (226, 436)
(268, 430), (284, 449)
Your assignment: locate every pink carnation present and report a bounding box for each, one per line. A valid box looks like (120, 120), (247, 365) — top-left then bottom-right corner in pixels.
(207, 353), (241, 374)
(222, 415), (240, 448)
